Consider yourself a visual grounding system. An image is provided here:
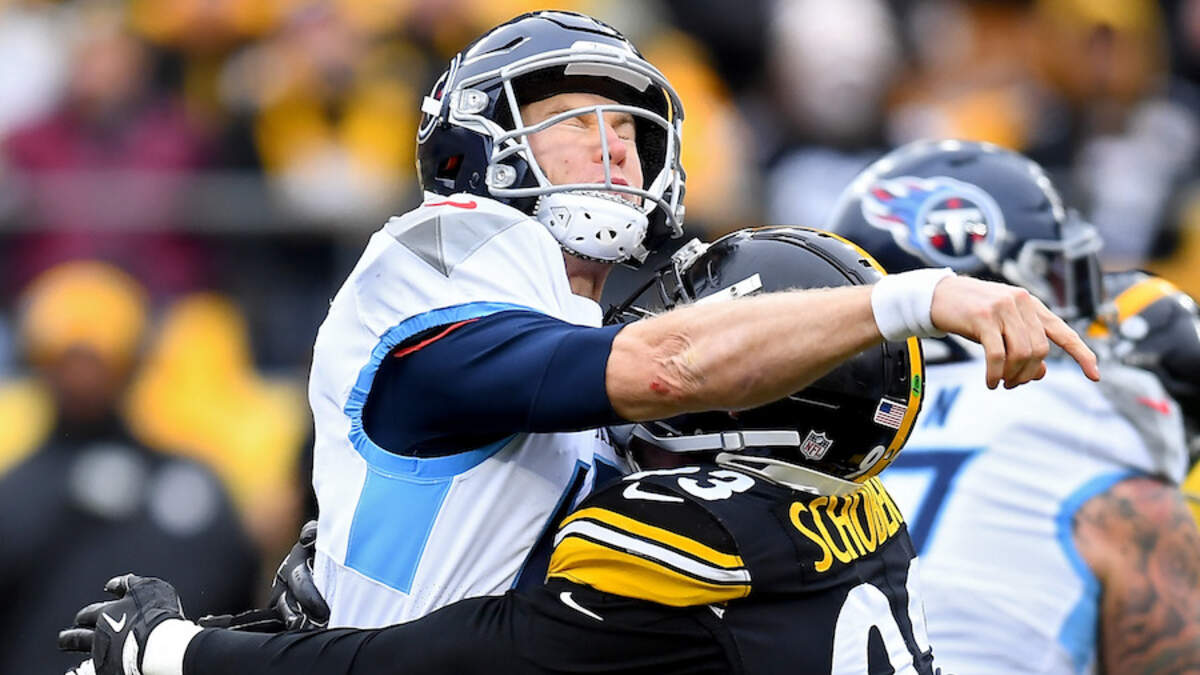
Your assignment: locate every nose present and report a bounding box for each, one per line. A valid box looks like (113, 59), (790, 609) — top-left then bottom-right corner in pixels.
(594, 118), (628, 168)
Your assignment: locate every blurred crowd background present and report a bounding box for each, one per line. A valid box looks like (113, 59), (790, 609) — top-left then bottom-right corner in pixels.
(2, 0), (1200, 668)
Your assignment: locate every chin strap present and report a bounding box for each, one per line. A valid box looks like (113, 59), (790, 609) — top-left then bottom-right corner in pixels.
(535, 191), (650, 263)
(715, 453), (862, 497)
(632, 425), (803, 453)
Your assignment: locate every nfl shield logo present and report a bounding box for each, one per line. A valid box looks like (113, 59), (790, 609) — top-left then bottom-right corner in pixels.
(800, 430), (833, 461)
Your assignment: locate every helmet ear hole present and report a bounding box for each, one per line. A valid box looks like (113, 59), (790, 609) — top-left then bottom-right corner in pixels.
(437, 155), (464, 181)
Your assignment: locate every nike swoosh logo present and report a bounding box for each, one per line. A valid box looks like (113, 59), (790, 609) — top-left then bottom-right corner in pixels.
(623, 482), (684, 503)
(559, 592), (604, 622)
(102, 612), (127, 632)
(424, 199), (478, 209)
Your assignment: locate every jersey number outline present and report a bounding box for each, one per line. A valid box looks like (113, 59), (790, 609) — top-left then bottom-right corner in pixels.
(831, 558), (932, 672)
(623, 468), (755, 502)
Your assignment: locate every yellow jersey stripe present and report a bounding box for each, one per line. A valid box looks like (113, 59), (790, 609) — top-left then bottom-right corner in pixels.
(554, 520), (751, 585)
(548, 536), (751, 607)
(559, 507), (745, 570)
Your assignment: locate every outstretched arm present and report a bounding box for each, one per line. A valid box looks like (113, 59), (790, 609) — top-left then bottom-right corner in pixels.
(1074, 476), (1200, 673)
(608, 274), (1099, 421)
(60, 577), (728, 675)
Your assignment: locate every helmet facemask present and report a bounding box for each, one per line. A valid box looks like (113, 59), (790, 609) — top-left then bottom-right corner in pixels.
(424, 45), (685, 264)
(981, 211), (1107, 322)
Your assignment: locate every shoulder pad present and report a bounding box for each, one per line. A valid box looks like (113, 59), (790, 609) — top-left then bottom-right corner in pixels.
(385, 195), (538, 278)
(547, 466), (750, 607)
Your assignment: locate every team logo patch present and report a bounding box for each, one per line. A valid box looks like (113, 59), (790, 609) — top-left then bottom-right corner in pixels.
(873, 399), (908, 429)
(861, 175), (1005, 270)
(799, 430), (833, 461)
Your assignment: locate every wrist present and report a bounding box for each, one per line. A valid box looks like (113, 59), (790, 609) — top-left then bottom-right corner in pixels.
(142, 619), (203, 675)
(870, 268), (954, 341)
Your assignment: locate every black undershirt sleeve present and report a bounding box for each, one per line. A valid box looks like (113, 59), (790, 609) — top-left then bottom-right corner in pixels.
(183, 582), (733, 675)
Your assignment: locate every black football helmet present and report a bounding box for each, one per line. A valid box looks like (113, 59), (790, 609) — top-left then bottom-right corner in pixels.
(608, 227), (925, 494)
(1091, 271), (1200, 459)
(825, 140), (1105, 322)
(416, 10), (685, 264)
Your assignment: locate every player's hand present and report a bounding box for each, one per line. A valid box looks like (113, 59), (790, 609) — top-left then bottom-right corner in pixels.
(58, 574), (184, 675)
(197, 521), (329, 633)
(268, 520), (329, 630)
(930, 276), (1100, 389)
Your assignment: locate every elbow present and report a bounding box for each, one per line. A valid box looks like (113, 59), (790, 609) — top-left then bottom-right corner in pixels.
(608, 327), (709, 420)
(649, 335), (708, 407)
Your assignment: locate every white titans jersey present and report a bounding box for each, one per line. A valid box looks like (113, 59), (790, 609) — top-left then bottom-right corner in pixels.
(882, 347), (1188, 674)
(308, 194), (626, 628)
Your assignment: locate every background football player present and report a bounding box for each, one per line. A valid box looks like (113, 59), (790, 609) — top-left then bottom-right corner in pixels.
(1092, 271), (1200, 523)
(61, 227), (939, 675)
(829, 139), (1200, 673)
(296, 8), (1097, 631)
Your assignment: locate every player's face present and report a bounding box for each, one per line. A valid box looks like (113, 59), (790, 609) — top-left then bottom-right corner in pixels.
(521, 93), (644, 197)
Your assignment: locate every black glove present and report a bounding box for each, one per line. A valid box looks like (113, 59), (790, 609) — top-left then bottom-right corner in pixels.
(58, 574), (185, 675)
(198, 520), (330, 632)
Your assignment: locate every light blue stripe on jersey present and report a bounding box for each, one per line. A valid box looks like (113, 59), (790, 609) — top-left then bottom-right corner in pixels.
(345, 434), (514, 593)
(1055, 470), (1139, 673)
(341, 301), (533, 593)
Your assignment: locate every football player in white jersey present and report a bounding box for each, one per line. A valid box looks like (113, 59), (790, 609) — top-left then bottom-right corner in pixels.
(828, 139), (1200, 673)
(295, 10), (1099, 630)
(61, 227), (942, 675)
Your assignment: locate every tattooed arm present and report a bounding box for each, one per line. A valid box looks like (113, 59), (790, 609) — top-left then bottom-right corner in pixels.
(1074, 476), (1200, 673)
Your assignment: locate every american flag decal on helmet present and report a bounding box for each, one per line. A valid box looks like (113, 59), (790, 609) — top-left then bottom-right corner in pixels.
(873, 399), (908, 430)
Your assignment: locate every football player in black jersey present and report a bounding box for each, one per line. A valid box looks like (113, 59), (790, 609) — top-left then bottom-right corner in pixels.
(60, 227), (939, 675)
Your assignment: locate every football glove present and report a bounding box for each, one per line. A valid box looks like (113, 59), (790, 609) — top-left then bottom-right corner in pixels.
(197, 519), (329, 632)
(58, 574), (185, 675)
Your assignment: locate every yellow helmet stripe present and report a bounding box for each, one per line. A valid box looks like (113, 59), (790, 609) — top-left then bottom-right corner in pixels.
(1113, 276), (1180, 322)
(1088, 276), (1180, 337)
(814, 228), (889, 276)
(859, 335), (924, 481)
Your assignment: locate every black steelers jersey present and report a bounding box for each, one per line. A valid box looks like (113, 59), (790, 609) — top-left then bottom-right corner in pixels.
(184, 463), (938, 675)
(546, 463), (938, 674)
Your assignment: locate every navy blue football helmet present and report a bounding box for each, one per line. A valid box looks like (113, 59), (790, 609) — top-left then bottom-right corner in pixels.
(416, 11), (685, 265)
(826, 140), (1105, 321)
(608, 227), (924, 493)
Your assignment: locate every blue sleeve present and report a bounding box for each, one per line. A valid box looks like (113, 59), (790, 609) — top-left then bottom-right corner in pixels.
(362, 310), (628, 457)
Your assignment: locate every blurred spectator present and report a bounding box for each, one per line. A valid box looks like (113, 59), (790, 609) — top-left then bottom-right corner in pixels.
(0, 261), (258, 674)
(0, 0), (213, 296)
(126, 292), (309, 559)
(763, 0), (902, 228)
(887, 1), (1044, 153)
(886, 0), (1198, 267)
(218, 3), (423, 223)
(642, 29), (756, 229)
(1033, 0), (1198, 266)
(0, 0), (69, 139)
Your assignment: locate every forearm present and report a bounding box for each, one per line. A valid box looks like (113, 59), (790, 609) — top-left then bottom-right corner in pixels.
(182, 596), (522, 675)
(607, 285), (880, 420)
